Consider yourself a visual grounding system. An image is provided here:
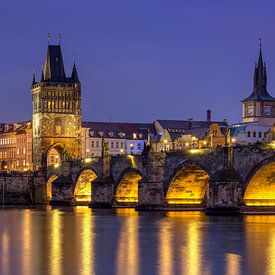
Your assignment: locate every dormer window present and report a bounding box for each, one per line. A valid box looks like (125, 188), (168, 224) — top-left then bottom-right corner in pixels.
(118, 132), (125, 138)
(133, 133), (137, 139)
(98, 131), (104, 137)
(108, 131), (113, 137)
(90, 130), (94, 137)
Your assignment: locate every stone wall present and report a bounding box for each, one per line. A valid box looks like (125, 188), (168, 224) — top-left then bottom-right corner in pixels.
(0, 174), (33, 204)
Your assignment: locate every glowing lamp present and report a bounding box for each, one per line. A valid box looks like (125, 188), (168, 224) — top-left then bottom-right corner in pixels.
(84, 158), (92, 164)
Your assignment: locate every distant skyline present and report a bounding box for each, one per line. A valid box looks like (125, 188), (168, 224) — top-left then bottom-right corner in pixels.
(1, 0), (275, 123)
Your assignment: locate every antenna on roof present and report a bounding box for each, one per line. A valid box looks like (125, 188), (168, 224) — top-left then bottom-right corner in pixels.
(47, 33), (51, 45)
(58, 33), (62, 45)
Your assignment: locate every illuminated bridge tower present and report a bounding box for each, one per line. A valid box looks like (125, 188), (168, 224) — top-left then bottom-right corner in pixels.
(32, 42), (82, 169)
(242, 46), (275, 125)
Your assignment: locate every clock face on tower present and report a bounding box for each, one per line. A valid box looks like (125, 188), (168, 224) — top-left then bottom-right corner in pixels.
(247, 106), (254, 116)
(263, 105), (272, 116)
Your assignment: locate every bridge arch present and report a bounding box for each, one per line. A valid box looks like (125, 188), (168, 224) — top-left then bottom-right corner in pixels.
(243, 157), (275, 206)
(165, 162), (210, 205)
(114, 168), (142, 205)
(73, 169), (97, 203)
(46, 174), (58, 200)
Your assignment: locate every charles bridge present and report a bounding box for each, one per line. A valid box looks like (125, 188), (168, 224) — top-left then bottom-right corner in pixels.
(1, 144), (275, 213)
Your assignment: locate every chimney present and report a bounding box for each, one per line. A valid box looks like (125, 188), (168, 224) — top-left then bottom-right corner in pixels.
(207, 109), (211, 122)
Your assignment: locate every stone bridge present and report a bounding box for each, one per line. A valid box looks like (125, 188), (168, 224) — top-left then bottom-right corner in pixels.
(1, 145), (275, 213)
(43, 145), (275, 212)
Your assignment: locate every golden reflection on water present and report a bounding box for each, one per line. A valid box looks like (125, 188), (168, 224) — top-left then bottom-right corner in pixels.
(50, 209), (63, 275)
(22, 209), (31, 275)
(116, 208), (139, 275)
(75, 206), (94, 275)
(159, 212), (204, 275)
(225, 253), (240, 275)
(244, 215), (275, 275)
(1, 230), (10, 275)
(158, 219), (172, 274)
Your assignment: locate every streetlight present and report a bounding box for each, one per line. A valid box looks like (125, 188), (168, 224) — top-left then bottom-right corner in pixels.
(130, 143), (134, 154)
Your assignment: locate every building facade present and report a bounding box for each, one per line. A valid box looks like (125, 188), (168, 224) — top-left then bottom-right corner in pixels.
(82, 122), (154, 157)
(0, 122), (32, 172)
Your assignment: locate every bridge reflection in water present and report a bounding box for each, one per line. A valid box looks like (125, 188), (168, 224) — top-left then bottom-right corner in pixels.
(1, 208), (275, 274)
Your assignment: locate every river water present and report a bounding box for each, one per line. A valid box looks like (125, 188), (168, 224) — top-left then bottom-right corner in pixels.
(0, 207), (274, 275)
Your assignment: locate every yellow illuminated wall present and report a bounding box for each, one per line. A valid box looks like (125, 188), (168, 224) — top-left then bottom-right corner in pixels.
(166, 165), (209, 205)
(115, 171), (142, 203)
(74, 169), (97, 202)
(244, 162), (275, 206)
(47, 175), (58, 200)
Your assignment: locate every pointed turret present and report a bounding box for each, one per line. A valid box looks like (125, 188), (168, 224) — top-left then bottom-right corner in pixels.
(42, 44), (66, 82)
(71, 62), (80, 83)
(242, 47), (274, 101)
(40, 69), (44, 82)
(32, 70), (36, 85)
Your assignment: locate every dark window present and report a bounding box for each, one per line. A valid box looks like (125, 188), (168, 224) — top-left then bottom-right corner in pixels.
(253, 131), (256, 137)
(259, 132), (262, 138)
(247, 131), (251, 137)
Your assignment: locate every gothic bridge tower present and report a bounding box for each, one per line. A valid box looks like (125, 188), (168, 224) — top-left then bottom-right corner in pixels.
(242, 46), (275, 125)
(32, 42), (82, 168)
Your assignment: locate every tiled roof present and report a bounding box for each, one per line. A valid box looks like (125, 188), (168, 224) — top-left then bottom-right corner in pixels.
(156, 119), (227, 131)
(82, 121), (155, 140)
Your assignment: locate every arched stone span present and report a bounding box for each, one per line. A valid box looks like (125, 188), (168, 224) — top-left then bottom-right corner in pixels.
(73, 169), (97, 202)
(46, 174), (58, 200)
(244, 160), (275, 206)
(166, 164), (210, 205)
(114, 168), (142, 204)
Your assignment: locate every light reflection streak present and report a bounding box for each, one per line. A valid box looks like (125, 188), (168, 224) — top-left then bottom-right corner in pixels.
(50, 210), (62, 275)
(22, 210), (31, 275)
(1, 231), (10, 275)
(225, 253), (240, 275)
(116, 209), (139, 275)
(77, 207), (94, 275)
(158, 220), (172, 274)
(165, 212), (203, 275)
(244, 216), (275, 274)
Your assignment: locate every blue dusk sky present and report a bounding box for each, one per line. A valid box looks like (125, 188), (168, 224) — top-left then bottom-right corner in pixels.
(1, 0), (275, 123)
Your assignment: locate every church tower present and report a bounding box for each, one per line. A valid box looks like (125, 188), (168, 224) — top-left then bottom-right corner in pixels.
(32, 42), (82, 168)
(242, 46), (275, 125)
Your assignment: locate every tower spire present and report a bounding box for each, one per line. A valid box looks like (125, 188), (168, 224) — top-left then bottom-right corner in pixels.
(71, 58), (80, 83)
(242, 42), (274, 102)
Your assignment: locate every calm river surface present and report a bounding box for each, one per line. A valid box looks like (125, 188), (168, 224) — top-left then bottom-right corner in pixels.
(0, 207), (275, 275)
